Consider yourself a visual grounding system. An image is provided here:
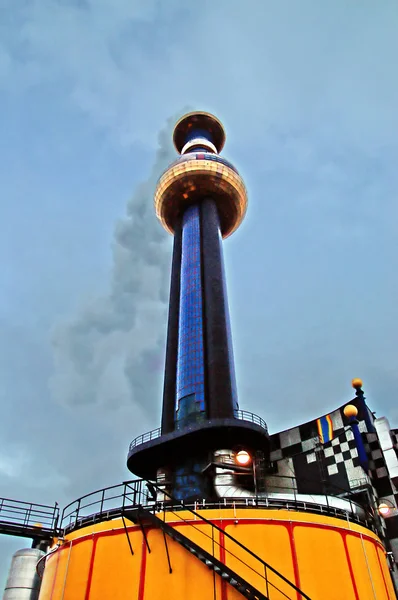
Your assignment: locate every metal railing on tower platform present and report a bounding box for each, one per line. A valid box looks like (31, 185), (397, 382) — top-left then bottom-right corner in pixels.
(128, 427), (162, 451)
(128, 409), (268, 452)
(233, 409), (268, 432)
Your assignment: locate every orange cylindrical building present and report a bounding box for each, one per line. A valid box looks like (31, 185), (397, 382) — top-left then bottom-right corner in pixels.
(39, 507), (395, 600)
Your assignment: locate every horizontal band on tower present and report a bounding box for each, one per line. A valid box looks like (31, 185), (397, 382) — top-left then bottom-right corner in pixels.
(154, 159), (247, 238)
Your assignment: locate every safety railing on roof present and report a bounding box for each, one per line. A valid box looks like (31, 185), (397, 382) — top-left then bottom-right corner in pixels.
(128, 410), (268, 452)
(60, 473), (377, 536)
(61, 480), (149, 532)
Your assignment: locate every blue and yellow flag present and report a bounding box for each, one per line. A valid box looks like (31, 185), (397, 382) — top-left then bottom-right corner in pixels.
(317, 414), (333, 444)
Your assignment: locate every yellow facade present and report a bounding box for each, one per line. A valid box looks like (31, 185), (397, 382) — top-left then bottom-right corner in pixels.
(39, 508), (395, 600)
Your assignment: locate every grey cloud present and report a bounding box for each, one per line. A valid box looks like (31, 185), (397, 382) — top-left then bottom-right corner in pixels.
(0, 0), (189, 143)
(49, 112), (187, 411)
(1, 0), (397, 150)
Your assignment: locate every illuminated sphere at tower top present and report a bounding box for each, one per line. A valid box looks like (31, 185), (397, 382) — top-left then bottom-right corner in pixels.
(154, 111), (248, 238)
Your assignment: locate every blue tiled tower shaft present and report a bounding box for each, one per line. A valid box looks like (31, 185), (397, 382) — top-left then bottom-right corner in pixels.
(175, 204), (206, 426)
(162, 197), (238, 434)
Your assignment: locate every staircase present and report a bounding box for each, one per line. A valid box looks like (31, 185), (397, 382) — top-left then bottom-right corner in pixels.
(124, 498), (311, 600)
(56, 478), (311, 599)
(128, 506), (268, 600)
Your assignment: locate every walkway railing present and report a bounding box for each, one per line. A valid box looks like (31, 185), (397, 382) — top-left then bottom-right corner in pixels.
(234, 409), (268, 432)
(129, 428), (161, 451)
(59, 476), (376, 534)
(129, 410), (268, 452)
(61, 480), (149, 532)
(0, 497), (59, 539)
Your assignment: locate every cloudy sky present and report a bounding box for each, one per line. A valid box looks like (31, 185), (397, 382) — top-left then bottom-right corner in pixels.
(1, 0), (398, 586)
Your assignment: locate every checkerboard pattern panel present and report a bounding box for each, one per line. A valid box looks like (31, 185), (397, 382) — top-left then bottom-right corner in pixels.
(269, 401), (373, 463)
(364, 432), (396, 498)
(323, 431), (361, 476)
(270, 412), (371, 489)
(269, 404), (396, 497)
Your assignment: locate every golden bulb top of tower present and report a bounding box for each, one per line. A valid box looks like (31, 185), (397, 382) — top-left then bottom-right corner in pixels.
(173, 111), (226, 154)
(154, 111), (247, 238)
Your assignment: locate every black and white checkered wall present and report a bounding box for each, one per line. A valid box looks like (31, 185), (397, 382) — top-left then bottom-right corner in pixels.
(268, 397), (398, 564)
(269, 401), (372, 491)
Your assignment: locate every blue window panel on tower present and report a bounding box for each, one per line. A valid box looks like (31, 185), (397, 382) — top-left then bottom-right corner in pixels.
(218, 225), (239, 411)
(175, 204), (206, 428)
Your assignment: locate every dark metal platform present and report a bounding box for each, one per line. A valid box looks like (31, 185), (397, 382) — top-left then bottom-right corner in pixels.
(127, 413), (270, 480)
(0, 497), (59, 541)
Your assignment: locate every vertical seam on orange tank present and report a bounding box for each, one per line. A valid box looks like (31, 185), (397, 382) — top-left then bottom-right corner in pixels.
(375, 542), (392, 599)
(212, 525), (217, 600)
(59, 541), (73, 600)
(219, 527), (227, 600)
(287, 522), (302, 600)
(84, 536), (98, 600)
(342, 532), (360, 600)
(49, 547), (61, 600)
(138, 534), (147, 600)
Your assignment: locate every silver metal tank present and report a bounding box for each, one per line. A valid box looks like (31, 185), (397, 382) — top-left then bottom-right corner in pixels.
(2, 548), (45, 600)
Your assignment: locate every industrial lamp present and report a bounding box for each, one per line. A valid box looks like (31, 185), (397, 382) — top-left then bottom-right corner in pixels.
(378, 499), (395, 517)
(235, 450), (252, 466)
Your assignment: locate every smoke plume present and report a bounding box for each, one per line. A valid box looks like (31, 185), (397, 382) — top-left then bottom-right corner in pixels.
(50, 112), (184, 411)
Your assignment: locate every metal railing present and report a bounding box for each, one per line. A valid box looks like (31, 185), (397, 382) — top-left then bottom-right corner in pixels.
(60, 473), (377, 535)
(61, 480), (149, 532)
(0, 497), (59, 538)
(129, 410), (268, 452)
(167, 153), (240, 174)
(253, 475), (377, 530)
(234, 409), (268, 432)
(129, 427), (161, 451)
